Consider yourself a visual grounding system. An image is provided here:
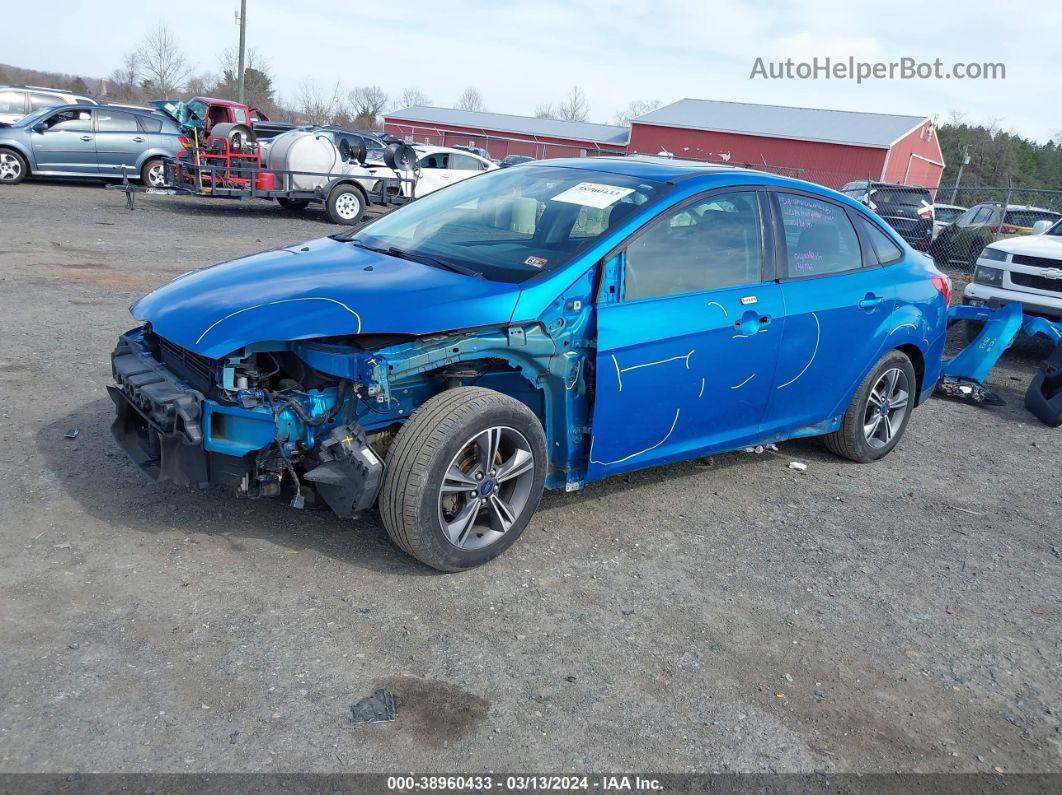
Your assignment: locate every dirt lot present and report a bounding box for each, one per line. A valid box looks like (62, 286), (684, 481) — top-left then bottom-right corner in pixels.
(0, 180), (1059, 774)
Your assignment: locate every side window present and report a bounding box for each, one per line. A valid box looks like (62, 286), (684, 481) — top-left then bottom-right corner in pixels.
(777, 193), (861, 277)
(29, 92), (63, 111)
(970, 206), (995, 226)
(623, 191), (763, 302)
(44, 109), (92, 132)
(233, 107), (248, 125)
(0, 90), (27, 114)
(954, 207), (978, 227)
(418, 153), (450, 169)
(96, 110), (139, 133)
(138, 115), (163, 133)
(858, 216), (904, 264)
(450, 153), (483, 171)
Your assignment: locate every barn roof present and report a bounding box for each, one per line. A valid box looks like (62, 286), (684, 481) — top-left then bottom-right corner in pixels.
(632, 99), (929, 149)
(385, 106), (630, 146)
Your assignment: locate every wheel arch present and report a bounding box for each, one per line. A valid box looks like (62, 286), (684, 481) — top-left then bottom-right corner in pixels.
(894, 342), (926, 404)
(0, 142), (33, 172)
(323, 178), (369, 204)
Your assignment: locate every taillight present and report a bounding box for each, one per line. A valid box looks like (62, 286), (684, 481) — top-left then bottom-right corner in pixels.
(932, 274), (952, 307)
(178, 136), (191, 149)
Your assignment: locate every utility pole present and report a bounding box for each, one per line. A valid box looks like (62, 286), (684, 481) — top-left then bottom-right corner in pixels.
(949, 145), (970, 205)
(236, 0), (247, 104)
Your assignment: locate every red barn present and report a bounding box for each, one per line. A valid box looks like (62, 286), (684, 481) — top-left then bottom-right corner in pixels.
(628, 99), (944, 190)
(384, 99), (944, 192)
(383, 106), (629, 160)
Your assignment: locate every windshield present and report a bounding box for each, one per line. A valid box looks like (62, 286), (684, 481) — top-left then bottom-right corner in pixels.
(15, 106), (58, 127)
(352, 166), (665, 283)
(1046, 218), (1062, 236)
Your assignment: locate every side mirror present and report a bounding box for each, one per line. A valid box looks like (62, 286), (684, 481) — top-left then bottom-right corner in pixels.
(1032, 219), (1053, 235)
(32, 122), (47, 133)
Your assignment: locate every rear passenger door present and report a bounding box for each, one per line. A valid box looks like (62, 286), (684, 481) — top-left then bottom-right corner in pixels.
(759, 191), (896, 439)
(94, 109), (145, 175)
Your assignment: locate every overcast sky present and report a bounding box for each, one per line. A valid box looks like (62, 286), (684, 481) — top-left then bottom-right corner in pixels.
(6, 0), (1059, 142)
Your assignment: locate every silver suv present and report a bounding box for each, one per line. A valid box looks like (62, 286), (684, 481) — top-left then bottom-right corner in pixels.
(0, 85), (97, 125)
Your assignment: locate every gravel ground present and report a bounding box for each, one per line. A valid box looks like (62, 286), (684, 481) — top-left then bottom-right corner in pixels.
(0, 180), (1059, 774)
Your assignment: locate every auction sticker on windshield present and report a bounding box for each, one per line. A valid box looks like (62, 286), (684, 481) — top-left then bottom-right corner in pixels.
(551, 182), (636, 209)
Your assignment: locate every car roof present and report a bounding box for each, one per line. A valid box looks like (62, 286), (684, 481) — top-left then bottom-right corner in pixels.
(414, 144), (492, 159)
(521, 155), (756, 182)
(974, 202), (1059, 213)
(933, 203), (966, 209)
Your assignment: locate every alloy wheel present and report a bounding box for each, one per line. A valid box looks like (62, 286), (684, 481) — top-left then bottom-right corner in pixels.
(863, 367), (910, 449)
(147, 163), (165, 187)
(438, 426), (536, 550)
(0, 153), (22, 182)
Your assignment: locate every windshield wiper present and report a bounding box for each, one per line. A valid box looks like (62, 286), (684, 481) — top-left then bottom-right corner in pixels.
(384, 247), (484, 279)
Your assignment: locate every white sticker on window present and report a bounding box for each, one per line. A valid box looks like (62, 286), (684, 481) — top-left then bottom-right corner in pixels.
(550, 182), (636, 209)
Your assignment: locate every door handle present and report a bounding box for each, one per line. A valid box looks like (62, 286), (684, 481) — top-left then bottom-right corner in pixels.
(133, 136), (145, 143)
(80, 135), (92, 141)
(859, 294), (884, 310)
(734, 311), (771, 335)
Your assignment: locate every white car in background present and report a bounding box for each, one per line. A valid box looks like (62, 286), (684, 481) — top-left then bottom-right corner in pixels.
(0, 85), (96, 124)
(963, 217), (1062, 326)
(932, 203), (967, 240)
(362, 145), (497, 198)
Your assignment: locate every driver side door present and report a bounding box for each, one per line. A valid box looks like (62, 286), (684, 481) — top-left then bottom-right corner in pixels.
(415, 152), (453, 195)
(31, 108), (98, 173)
(589, 189), (784, 478)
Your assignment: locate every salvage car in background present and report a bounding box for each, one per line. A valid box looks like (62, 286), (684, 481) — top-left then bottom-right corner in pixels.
(108, 158), (949, 571)
(931, 203), (1062, 268)
(841, 180), (935, 251)
(0, 104), (187, 186)
(932, 203), (967, 239)
(0, 84), (96, 124)
(360, 144), (496, 197)
(963, 217), (1062, 336)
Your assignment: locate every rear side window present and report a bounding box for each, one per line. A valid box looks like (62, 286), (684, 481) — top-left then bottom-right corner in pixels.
(0, 90), (26, 114)
(97, 110), (139, 132)
(867, 187), (931, 208)
(858, 217), (904, 264)
(137, 115), (163, 133)
(29, 92), (63, 110)
(450, 153), (485, 171)
(777, 193), (862, 277)
(624, 191), (763, 301)
(970, 206), (995, 225)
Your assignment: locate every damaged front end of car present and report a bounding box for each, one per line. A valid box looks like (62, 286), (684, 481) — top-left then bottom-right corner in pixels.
(108, 325), (394, 516)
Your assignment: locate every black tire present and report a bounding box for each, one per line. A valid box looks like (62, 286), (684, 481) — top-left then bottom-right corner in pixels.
(325, 184), (366, 224)
(0, 147), (28, 185)
(276, 197), (309, 211)
(824, 350), (917, 463)
(379, 387), (548, 572)
(140, 157), (166, 188)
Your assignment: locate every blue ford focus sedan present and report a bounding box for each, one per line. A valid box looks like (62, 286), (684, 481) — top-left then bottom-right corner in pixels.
(109, 157), (950, 570)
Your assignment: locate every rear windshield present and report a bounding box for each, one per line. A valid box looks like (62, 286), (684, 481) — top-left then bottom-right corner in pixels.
(866, 187), (932, 207)
(353, 166), (666, 284)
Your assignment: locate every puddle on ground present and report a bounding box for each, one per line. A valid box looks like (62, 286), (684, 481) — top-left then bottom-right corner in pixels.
(379, 675), (489, 747)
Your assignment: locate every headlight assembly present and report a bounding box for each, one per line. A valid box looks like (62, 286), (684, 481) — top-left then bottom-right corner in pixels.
(974, 265), (1004, 287)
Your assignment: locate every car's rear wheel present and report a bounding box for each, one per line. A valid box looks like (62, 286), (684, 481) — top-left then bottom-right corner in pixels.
(141, 157), (166, 188)
(380, 387), (547, 572)
(326, 184), (365, 224)
(824, 350), (917, 463)
(0, 148), (28, 185)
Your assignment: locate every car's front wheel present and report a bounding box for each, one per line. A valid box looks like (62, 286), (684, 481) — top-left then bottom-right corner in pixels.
(0, 148), (28, 185)
(824, 350), (917, 463)
(380, 387), (547, 571)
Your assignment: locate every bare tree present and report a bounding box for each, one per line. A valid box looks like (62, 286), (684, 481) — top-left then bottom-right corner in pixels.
(184, 72), (215, 98)
(136, 22), (191, 97)
(533, 103), (557, 119)
(455, 86), (486, 112)
(108, 53), (141, 100)
(348, 85), (389, 129)
(613, 98), (661, 125)
(294, 80), (342, 126)
(556, 86), (589, 122)
(395, 88), (430, 109)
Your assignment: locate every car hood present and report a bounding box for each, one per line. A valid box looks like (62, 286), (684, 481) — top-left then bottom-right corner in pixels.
(988, 233), (1062, 259)
(131, 236), (522, 359)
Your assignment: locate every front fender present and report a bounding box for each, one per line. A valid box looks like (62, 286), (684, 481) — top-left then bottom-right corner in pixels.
(0, 137), (35, 169)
